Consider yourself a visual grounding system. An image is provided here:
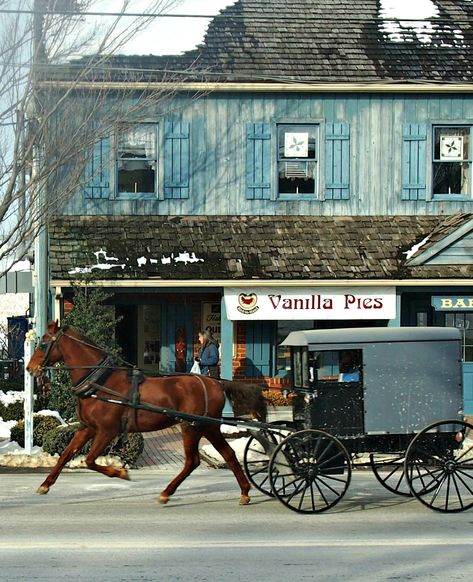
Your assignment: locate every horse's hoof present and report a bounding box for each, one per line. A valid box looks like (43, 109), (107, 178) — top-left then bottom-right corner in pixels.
(239, 495), (251, 505)
(158, 493), (170, 504)
(37, 485), (49, 495)
(119, 469), (131, 481)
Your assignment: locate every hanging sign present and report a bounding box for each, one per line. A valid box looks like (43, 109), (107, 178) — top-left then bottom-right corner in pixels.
(432, 296), (473, 311)
(224, 287), (396, 321)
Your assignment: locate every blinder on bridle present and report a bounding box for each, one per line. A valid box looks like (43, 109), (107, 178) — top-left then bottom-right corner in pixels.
(37, 327), (65, 369)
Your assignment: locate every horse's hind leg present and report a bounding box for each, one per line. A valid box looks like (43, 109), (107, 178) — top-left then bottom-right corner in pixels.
(37, 426), (94, 494)
(159, 424), (202, 504)
(203, 425), (251, 505)
(84, 429), (130, 481)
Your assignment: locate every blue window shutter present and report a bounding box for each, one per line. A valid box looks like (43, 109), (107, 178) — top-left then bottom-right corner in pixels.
(84, 137), (110, 199)
(325, 122), (350, 200)
(246, 122), (271, 200)
(402, 123), (427, 201)
(245, 321), (275, 377)
(164, 121), (190, 199)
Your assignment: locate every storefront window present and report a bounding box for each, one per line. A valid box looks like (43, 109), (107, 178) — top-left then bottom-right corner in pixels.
(444, 313), (473, 361)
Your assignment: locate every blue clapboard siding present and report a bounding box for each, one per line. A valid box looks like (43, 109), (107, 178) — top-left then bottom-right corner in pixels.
(425, 232), (473, 265)
(60, 93), (473, 217)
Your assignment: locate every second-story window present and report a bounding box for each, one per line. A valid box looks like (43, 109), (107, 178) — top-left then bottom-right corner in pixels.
(433, 126), (471, 196)
(277, 124), (318, 196)
(117, 124), (157, 195)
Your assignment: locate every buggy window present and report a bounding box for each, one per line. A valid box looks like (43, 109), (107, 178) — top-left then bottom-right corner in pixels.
(310, 349), (362, 383)
(292, 347), (309, 387)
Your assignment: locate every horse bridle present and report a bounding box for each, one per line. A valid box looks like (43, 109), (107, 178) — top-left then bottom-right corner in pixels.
(37, 327), (66, 369)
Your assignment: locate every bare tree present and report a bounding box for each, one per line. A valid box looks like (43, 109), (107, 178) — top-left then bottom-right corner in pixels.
(0, 0), (188, 276)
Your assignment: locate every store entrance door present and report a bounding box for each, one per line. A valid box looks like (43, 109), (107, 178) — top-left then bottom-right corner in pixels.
(160, 304), (192, 373)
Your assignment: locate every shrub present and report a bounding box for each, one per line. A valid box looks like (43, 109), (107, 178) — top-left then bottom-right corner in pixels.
(46, 284), (122, 421)
(43, 423), (144, 467)
(0, 377), (24, 392)
(1, 399), (25, 421)
(9, 415), (62, 448)
(47, 365), (77, 422)
(33, 416), (62, 446)
(9, 420), (24, 446)
(42, 423), (87, 456)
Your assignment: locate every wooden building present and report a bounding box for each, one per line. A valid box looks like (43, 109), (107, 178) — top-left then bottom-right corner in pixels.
(43, 0), (473, 413)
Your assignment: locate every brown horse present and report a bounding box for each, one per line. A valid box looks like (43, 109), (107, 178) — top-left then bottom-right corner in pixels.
(27, 321), (266, 505)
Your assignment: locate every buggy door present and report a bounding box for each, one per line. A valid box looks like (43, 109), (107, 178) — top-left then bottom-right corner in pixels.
(309, 349), (364, 437)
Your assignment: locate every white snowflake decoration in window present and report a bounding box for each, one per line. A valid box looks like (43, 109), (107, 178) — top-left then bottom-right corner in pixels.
(284, 132), (309, 157)
(440, 135), (464, 160)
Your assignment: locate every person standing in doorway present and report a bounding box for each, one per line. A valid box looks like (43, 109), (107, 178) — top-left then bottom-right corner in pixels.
(195, 330), (219, 378)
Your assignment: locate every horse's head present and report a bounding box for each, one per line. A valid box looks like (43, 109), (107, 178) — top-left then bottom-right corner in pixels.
(26, 320), (65, 378)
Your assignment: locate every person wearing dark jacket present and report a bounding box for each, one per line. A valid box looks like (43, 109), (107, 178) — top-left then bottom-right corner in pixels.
(195, 330), (219, 377)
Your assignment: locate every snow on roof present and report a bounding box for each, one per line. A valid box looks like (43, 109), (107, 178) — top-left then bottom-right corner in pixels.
(379, 0), (466, 47)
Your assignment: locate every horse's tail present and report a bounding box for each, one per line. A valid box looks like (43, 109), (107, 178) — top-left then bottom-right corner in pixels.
(220, 380), (267, 422)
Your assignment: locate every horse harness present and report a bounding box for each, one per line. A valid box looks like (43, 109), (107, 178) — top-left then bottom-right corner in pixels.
(39, 329), (210, 425)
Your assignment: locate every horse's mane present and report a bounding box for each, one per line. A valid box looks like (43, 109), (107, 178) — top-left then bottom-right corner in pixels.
(63, 325), (101, 350)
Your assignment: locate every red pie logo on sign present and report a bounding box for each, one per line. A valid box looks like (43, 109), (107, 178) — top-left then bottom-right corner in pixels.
(237, 293), (259, 315)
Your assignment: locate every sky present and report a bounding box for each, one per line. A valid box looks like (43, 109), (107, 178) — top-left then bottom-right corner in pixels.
(96, 0), (237, 55)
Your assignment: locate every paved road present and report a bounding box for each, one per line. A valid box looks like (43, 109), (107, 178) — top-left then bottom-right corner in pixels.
(0, 467), (472, 581)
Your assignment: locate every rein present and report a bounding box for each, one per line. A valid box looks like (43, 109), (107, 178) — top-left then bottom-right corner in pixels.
(39, 328), (211, 418)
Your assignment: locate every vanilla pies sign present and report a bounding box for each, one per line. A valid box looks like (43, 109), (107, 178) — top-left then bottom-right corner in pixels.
(224, 287), (396, 320)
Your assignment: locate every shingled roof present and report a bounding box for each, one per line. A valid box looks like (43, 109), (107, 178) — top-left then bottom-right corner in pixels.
(48, 214), (473, 282)
(54, 0), (473, 84)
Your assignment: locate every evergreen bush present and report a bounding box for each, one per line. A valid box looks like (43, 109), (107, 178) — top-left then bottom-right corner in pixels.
(47, 284), (122, 421)
(1, 400), (25, 421)
(43, 423), (144, 467)
(9, 415), (61, 448)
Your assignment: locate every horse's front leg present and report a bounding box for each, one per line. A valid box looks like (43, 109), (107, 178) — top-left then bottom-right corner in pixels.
(37, 426), (94, 494)
(159, 424), (202, 504)
(84, 429), (130, 481)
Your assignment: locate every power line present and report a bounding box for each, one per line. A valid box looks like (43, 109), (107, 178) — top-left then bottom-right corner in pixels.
(0, 7), (472, 25)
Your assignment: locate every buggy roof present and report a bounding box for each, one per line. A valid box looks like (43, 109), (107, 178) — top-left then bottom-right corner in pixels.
(281, 326), (462, 347)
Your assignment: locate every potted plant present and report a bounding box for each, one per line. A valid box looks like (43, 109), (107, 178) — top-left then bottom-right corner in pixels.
(262, 389), (295, 422)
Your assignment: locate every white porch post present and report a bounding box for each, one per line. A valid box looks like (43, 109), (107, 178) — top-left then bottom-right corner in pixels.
(23, 336), (35, 454)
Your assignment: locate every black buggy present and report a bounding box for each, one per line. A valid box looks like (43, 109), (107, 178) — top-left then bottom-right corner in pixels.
(242, 327), (473, 514)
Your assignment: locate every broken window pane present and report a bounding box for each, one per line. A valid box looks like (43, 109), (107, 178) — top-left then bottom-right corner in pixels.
(117, 125), (157, 194)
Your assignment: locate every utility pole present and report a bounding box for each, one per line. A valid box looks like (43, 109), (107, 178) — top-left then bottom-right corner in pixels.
(32, 0), (49, 338)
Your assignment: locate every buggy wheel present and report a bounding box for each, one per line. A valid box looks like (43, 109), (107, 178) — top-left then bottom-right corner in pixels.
(268, 429), (351, 514)
(243, 421), (295, 497)
(405, 420), (473, 513)
(369, 453), (412, 497)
